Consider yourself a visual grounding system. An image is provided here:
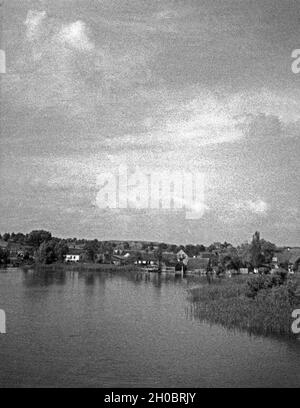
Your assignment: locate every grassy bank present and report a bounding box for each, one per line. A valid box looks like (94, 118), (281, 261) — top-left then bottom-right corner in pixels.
(189, 275), (300, 337)
(32, 262), (141, 272)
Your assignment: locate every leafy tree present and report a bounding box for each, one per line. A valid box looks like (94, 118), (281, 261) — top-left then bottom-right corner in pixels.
(158, 242), (168, 252)
(169, 244), (178, 253)
(246, 271), (288, 299)
(239, 232), (274, 269)
(207, 244), (216, 252)
(196, 244), (206, 253)
(250, 231), (263, 267)
(54, 241), (69, 262)
(83, 241), (99, 262)
(239, 242), (252, 267)
(215, 263), (225, 276)
(35, 240), (56, 264)
(3, 233), (10, 241)
(0, 248), (9, 264)
(26, 230), (52, 247)
(185, 244), (197, 257)
(154, 248), (163, 265)
(219, 248), (241, 271)
(148, 242), (154, 251)
(260, 239), (276, 264)
(12, 232), (26, 244)
(141, 242), (148, 250)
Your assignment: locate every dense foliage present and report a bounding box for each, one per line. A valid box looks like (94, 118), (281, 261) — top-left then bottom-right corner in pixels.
(190, 275), (300, 336)
(0, 229), (291, 269)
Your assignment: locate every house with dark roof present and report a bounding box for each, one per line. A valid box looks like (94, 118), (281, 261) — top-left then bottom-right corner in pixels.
(187, 257), (210, 274)
(111, 254), (127, 265)
(197, 251), (218, 265)
(112, 252), (139, 265)
(65, 248), (84, 262)
(272, 248), (300, 273)
(7, 242), (26, 255)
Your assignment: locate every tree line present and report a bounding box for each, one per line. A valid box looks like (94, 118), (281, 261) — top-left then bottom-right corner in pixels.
(0, 230), (279, 269)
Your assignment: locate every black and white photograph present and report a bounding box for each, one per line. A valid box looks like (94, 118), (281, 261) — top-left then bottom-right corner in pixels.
(0, 0), (300, 392)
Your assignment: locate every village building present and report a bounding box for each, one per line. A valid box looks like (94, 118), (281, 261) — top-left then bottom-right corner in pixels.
(176, 249), (189, 265)
(111, 252), (138, 265)
(111, 254), (128, 266)
(7, 242), (27, 257)
(197, 251), (218, 266)
(64, 248), (83, 262)
(187, 257), (210, 275)
(272, 247), (300, 273)
(133, 252), (158, 266)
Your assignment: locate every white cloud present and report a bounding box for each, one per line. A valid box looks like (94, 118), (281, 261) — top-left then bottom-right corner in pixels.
(25, 11), (94, 52)
(135, 88), (300, 151)
(234, 199), (268, 215)
(24, 10), (46, 41)
(164, 97), (244, 145)
(217, 198), (269, 225)
(133, 92), (247, 149)
(57, 21), (94, 52)
(235, 89), (300, 125)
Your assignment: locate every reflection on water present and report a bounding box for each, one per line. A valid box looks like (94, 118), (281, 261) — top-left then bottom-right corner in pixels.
(23, 268), (67, 287)
(0, 267), (299, 388)
(22, 268), (189, 286)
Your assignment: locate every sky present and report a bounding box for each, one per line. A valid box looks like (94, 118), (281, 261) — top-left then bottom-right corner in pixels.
(0, 0), (300, 245)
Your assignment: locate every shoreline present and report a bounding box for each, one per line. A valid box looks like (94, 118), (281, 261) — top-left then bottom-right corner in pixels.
(189, 275), (300, 338)
(28, 262), (142, 272)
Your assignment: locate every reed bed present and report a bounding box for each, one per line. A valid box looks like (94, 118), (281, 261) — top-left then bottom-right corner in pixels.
(189, 275), (300, 337)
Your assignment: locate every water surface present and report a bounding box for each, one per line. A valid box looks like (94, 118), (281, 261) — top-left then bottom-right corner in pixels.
(0, 268), (299, 387)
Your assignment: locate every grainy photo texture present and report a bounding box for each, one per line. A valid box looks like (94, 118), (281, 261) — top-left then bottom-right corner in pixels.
(0, 0), (299, 391)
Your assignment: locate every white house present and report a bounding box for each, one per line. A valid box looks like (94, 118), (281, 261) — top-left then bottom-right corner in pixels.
(64, 248), (83, 263)
(65, 254), (80, 262)
(176, 249), (189, 265)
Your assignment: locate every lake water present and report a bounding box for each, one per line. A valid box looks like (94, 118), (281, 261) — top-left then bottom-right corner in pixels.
(0, 267), (299, 387)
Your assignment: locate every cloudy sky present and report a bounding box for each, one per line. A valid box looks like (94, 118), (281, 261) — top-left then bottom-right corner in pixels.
(0, 0), (300, 245)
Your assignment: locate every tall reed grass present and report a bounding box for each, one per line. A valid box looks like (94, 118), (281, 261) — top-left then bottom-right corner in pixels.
(189, 275), (300, 337)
